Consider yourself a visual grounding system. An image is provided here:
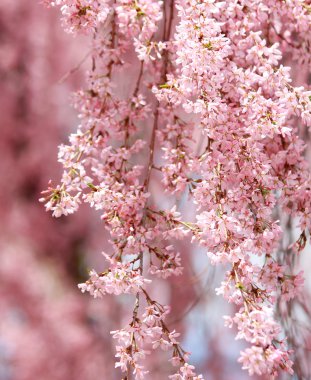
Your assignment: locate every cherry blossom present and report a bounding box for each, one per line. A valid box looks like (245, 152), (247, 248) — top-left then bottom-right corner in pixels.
(44, 0), (311, 378)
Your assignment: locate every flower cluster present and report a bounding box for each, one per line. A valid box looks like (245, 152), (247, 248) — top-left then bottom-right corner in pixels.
(48, 0), (110, 33)
(78, 255), (151, 297)
(44, 0), (311, 378)
(111, 293), (202, 379)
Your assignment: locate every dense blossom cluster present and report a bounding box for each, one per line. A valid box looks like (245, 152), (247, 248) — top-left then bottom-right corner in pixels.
(48, 0), (110, 33)
(78, 253), (151, 296)
(43, 0), (311, 378)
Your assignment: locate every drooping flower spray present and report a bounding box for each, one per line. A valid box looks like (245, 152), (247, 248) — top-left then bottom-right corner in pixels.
(42, 0), (311, 378)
